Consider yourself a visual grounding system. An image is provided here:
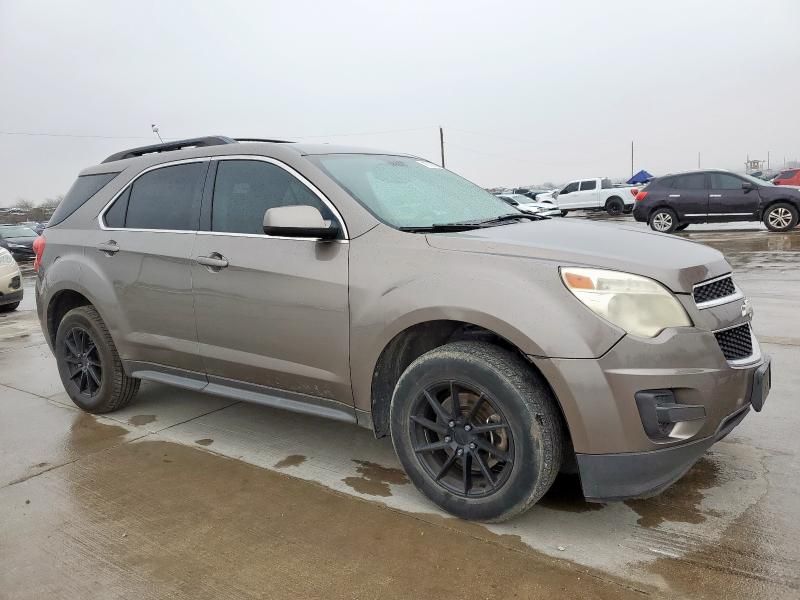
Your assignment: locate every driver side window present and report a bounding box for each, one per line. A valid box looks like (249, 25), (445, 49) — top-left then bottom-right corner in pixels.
(211, 160), (334, 235)
(561, 182), (579, 194)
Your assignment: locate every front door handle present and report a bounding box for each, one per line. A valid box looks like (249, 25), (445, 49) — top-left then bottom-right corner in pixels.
(709, 194), (722, 198)
(668, 194), (681, 198)
(196, 253), (229, 270)
(96, 240), (120, 255)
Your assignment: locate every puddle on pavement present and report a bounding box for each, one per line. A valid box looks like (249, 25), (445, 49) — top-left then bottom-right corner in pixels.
(194, 438), (214, 447)
(624, 457), (721, 528)
(538, 474), (605, 513)
(684, 230), (800, 272)
(67, 412), (129, 454)
(3, 439), (647, 599)
(342, 459), (409, 497)
(273, 454), (306, 469)
(128, 414), (156, 426)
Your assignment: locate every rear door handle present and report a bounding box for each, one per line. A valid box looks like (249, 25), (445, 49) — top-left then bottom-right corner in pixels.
(709, 194), (722, 198)
(96, 240), (120, 255)
(196, 253), (229, 270)
(668, 194), (681, 198)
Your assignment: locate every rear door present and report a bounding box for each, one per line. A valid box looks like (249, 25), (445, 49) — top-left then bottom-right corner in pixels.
(91, 159), (209, 374)
(191, 157), (352, 406)
(576, 179), (600, 207)
(708, 172), (759, 222)
(669, 173), (709, 222)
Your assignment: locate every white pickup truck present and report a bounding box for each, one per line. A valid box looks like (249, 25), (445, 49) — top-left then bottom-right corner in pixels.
(552, 178), (634, 216)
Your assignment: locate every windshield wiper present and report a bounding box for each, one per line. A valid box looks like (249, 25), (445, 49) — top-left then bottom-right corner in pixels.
(472, 213), (547, 225)
(399, 223), (487, 233)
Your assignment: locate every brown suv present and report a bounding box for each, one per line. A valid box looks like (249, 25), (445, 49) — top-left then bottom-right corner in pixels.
(35, 136), (771, 521)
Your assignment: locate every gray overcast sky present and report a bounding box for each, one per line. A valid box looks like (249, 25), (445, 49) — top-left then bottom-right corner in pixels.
(1, 0), (798, 205)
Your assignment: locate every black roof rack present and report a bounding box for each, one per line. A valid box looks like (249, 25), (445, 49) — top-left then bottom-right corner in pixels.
(101, 136), (237, 164)
(234, 137), (294, 144)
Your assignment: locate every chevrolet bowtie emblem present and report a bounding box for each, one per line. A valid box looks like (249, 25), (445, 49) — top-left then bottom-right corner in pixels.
(741, 298), (754, 318)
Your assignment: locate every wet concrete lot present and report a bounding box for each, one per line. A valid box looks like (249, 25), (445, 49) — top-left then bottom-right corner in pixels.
(1, 221), (799, 599)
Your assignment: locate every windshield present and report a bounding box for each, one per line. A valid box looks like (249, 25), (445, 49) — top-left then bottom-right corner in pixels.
(741, 173), (773, 187)
(309, 154), (520, 228)
(0, 226), (37, 238)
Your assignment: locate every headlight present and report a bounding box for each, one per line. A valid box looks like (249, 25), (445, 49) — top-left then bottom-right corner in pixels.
(0, 251), (13, 266)
(560, 267), (692, 337)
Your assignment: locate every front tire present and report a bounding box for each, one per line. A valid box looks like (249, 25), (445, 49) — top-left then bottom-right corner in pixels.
(390, 341), (563, 522)
(0, 302), (20, 313)
(763, 203), (798, 232)
(55, 306), (140, 413)
(649, 207), (678, 233)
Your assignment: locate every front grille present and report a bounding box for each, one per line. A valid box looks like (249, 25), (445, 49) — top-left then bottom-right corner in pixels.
(715, 324), (753, 361)
(9, 276), (20, 290)
(694, 276), (736, 305)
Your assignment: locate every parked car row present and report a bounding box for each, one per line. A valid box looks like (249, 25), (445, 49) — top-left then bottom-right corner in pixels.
(0, 224), (38, 259)
(0, 247), (23, 312)
(495, 193), (563, 217)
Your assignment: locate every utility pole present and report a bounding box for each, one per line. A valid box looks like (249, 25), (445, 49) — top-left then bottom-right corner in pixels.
(767, 151), (770, 170)
(698, 152), (701, 169)
(151, 124), (163, 143)
(439, 126), (445, 168)
(630, 140), (634, 177)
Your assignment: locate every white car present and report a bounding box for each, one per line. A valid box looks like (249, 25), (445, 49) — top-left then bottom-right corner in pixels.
(496, 194), (562, 217)
(0, 247), (23, 312)
(553, 178), (634, 216)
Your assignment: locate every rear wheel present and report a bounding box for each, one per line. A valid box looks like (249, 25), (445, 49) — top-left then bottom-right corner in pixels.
(390, 341), (563, 522)
(605, 197), (624, 216)
(55, 306), (140, 413)
(560, 210), (568, 217)
(649, 208), (678, 233)
(763, 203), (798, 232)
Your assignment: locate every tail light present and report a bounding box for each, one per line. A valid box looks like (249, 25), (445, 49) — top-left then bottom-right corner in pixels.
(635, 191), (649, 202)
(32, 235), (46, 272)
(630, 188), (638, 197)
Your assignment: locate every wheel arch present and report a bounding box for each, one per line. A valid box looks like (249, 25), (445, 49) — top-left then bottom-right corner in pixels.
(369, 319), (572, 448)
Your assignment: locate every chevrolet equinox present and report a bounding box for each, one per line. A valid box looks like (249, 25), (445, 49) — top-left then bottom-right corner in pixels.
(35, 136), (771, 521)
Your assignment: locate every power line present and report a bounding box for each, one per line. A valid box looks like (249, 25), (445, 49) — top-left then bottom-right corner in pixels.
(292, 126), (432, 139)
(0, 131), (153, 140)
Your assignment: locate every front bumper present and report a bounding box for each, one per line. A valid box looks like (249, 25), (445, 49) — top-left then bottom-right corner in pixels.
(0, 289), (23, 306)
(532, 323), (770, 501)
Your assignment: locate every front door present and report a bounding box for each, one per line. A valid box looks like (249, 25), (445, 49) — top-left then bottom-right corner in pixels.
(89, 160), (209, 373)
(669, 172), (709, 222)
(708, 172), (760, 222)
(556, 181), (580, 209)
(191, 157), (352, 405)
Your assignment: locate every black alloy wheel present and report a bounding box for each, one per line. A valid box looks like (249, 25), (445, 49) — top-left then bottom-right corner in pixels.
(409, 380), (514, 498)
(62, 326), (103, 398)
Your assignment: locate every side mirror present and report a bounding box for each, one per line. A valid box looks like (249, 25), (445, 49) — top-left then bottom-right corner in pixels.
(263, 205), (340, 240)
(742, 181), (756, 192)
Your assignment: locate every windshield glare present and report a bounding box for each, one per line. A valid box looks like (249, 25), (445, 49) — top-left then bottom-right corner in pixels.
(0, 226), (37, 238)
(310, 154), (520, 228)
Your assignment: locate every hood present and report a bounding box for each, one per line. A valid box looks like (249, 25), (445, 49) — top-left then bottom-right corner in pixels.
(425, 219), (729, 293)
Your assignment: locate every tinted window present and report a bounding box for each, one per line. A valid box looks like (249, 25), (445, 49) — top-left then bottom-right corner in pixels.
(124, 163), (206, 230)
(673, 174), (706, 189)
(580, 180), (597, 191)
(104, 187), (130, 228)
(49, 172), (119, 227)
(778, 169), (798, 179)
(710, 173), (744, 190)
(655, 176), (674, 189)
(211, 160), (333, 235)
(561, 182), (579, 194)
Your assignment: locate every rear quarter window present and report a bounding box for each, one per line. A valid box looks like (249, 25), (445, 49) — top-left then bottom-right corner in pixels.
(49, 172), (119, 227)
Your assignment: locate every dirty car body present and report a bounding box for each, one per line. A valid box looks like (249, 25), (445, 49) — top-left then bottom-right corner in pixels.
(35, 136), (770, 520)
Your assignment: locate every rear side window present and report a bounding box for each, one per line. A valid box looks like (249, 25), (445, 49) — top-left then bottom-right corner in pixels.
(654, 176), (674, 188)
(210, 160), (333, 235)
(601, 178), (613, 189)
(673, 174), (706, 189)
(580, 180), (597, 191)
(49, 172), (119, 227)
(710, 173), (744, 190)
(108, 162), (207, 230)
(778, 169), (798, 179)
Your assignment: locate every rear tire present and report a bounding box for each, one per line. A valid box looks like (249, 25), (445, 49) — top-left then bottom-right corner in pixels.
(560, 210), (568, 217)
(605, 197), (624, 216)
(0, 302), (20, 313)
(763, 203), (798, 232)
(55, 306), (140, 413)
(649, 207), (678, 233)
(390, 341), (563, 522)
